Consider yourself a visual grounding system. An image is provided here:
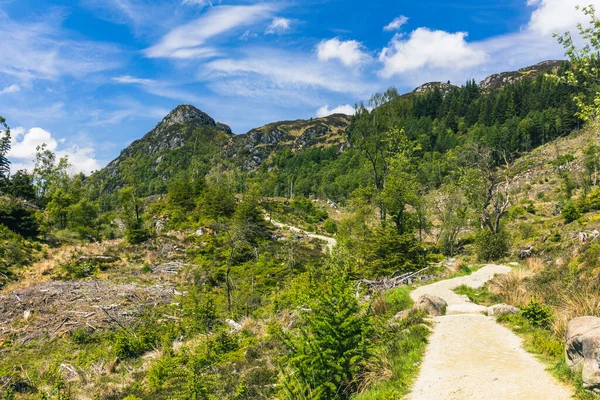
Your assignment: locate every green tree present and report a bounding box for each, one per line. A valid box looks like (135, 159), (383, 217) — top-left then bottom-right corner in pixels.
(562, 201), (580, 223)
(347, 89), (401, 221)
(119, 187), (150, 244)
(198, 182), (236, 221)
(46, 189), (73, 230)
(67, 199), (100, 238)
(33, 144), (70, 203)
(460, 144), (511, 234)
(281, 267), (372, 399)
(168, 174), (202, 211)
(433, 186), (468, 256)
(7, 170), (36, 201)
(0, 116), (11, 183)
(555, 5), (600, 121)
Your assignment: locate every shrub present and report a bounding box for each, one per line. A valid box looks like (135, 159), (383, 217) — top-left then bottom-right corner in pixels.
(562, 201), (580, 223)
(521, 298), (552, 328)
(114, 328), (158, 359)
(525, 202), (536, 214)
(0, 197), (39, 238)
(323, 219), (337, 234)
(125, 223), (152, 244)
(71, 327), (94, 345)
(57, 259), (98, 279)
(549, 232), (562, 242)
(475, 229), (509, 261)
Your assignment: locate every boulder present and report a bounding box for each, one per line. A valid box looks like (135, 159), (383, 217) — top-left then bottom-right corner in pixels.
(393, 309), (412, 321)
(415, 295), (447, 316)
(565, 316), (600, 392)
(487, 304), (520, 317)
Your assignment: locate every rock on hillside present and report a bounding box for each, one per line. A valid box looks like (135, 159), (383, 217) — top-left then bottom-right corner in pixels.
(225, 114), (350, 169)
(406, 60), (566, 97)
(479, 60), (565, 91)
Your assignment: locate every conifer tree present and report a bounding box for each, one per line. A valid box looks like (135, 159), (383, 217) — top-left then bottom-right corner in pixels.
(281, 266), (372, 399)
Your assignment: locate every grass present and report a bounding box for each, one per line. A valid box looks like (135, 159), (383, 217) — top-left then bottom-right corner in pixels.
(354, 311), (430, 400)
(497, 313), (600, 400)
(453, 284), (498, 306)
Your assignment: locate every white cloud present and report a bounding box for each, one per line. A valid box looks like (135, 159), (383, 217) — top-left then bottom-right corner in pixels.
(379, 28), (488, 78)
(201, 48), (371, 96)
(317, 38), (370, 67)
(145, 4), (278, 59)
(384, 15), (409, 31)
(265, 17), (292, 34)
(8, 127), (101, 174)
(316, 104), (355, 118)
(182, 0), (214, 7)
(0, 11), (121, 81)
(240, 30), (258, 41)
(527, 0), (600, 36)
(113, 75), (156, 85)
(0, 84), (20, 94)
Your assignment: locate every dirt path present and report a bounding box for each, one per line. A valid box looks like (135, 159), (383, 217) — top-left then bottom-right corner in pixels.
(268, 218), (336, 251)
(407, 264), (572, 400)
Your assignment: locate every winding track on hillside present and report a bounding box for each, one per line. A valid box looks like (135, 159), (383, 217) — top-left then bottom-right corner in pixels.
(407, 265), (573, 400)
(267, 217), (337, 251)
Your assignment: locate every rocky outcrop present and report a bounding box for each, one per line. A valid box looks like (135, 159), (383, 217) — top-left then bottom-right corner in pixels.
(412, 82), (458, 95)
(415, 294), (447, 316)
(479, 60), (565, 91)
(565, 316), (600, 392)
(223, 114), (350, 169)
(487, 304), (519, 317)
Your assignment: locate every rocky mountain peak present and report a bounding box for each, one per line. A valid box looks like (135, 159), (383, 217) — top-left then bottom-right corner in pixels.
(412, 82), (458, 95)
(158, 104), (216, 130)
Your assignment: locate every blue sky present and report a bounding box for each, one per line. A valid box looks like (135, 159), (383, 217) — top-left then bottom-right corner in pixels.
(0, 0), (596, 173)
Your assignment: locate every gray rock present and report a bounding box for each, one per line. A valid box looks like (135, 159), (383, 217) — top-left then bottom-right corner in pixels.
(565, 316), (600, 392)
(415, 295), (447, 316)
(487, 304), (520, 316)
(393, 309), (412, 320)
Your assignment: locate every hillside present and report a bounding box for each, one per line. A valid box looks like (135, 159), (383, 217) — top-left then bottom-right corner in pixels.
(89, 106), (350, 195)
(5, 55), (600, 399)
(90, 60), (566, 198)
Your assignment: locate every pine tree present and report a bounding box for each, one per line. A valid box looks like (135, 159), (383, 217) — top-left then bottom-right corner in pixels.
(0, 116), (11, 183)
(281, 267), (372, 399)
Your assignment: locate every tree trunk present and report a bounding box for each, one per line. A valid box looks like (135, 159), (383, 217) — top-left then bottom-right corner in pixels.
(226, 246), (235, 314)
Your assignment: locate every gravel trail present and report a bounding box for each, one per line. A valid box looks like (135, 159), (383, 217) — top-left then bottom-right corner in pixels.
(407, 264), (573, 400)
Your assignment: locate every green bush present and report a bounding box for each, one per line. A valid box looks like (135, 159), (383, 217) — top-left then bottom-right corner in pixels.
(323, 219), (337, 234)
(562, 201), (580, 223)
(475, 229), (509, 261)
(521, 298), (552, 328)
(549, 232), (562, 242)
(114, 328), (158, 359)
(0, 197), (39, 238)
(125, 224), (152, 244)
(382, 287), (413, 315)
(57, 259), (98, 279)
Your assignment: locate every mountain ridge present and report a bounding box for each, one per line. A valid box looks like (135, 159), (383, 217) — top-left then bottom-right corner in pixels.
(92, 59), (567, 195)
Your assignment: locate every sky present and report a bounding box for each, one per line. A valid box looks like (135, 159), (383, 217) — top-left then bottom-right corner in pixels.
(0, 0), (597, 173)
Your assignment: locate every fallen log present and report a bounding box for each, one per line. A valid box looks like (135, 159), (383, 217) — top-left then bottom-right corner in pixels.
(357, 267), (429, 292)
